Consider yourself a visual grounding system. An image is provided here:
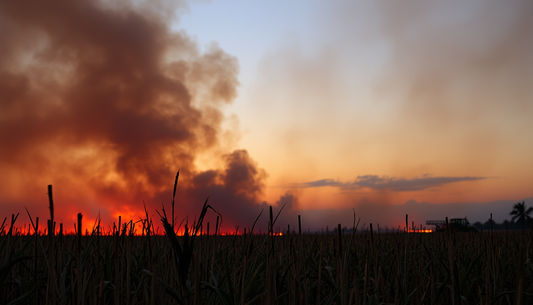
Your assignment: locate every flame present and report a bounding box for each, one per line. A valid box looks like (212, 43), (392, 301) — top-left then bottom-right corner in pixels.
(407, 229), (433, 233)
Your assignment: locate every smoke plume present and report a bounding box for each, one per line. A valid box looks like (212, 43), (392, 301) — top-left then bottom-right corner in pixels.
(0, 1), (275, 231)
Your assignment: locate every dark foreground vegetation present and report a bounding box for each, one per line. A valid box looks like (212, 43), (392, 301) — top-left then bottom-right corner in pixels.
(1, 182), (532, 304)
(1, 213), (532, 304)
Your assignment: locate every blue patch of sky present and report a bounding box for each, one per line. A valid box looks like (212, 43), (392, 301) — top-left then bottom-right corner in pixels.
(174, 0), (323, 84)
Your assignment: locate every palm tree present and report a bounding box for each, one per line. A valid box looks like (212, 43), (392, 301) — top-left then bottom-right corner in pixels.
(510, 201), (533, 230)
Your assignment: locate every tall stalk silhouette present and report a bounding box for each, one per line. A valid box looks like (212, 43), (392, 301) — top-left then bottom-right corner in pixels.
(157, 171), (221, 293)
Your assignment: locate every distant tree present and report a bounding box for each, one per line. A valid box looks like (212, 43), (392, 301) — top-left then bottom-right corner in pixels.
(510, 201), (533, 230)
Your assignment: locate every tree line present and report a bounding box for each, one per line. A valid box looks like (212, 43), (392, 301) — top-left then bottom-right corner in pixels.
(472, 201), (533, 231)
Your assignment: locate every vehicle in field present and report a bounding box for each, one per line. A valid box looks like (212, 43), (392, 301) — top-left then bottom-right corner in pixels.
(426, 218), (479, 232)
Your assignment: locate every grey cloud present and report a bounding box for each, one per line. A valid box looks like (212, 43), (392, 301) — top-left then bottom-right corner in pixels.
(296, 175), (487, 192)
(299, 179), (343, 188)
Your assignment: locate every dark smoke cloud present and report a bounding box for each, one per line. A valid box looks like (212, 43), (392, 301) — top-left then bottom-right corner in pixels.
(0, 1), (277, 230)
(179, 149), (270, 230)
(295, 175), (487, 192)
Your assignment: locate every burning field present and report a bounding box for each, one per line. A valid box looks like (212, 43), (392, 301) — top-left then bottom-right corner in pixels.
(1, 183), (532, 304)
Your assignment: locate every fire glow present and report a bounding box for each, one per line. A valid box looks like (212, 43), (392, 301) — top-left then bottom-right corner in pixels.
(407, 229), (433, 233)
(1, 225), (286, 237)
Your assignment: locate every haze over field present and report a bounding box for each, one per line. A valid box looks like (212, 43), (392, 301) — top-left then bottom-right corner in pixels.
(0, 0), (532, 232)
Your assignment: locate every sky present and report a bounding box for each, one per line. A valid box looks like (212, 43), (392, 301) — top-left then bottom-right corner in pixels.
(0, 0), (532, 233)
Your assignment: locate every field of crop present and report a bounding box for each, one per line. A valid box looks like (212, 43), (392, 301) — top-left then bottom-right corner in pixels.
(1, 205), (532, 305)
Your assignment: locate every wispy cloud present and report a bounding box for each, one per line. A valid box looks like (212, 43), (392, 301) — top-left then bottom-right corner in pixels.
(295, 175), (487, 192)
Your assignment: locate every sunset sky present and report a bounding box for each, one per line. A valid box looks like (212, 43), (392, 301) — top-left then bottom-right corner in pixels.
(1, 1), (532, 232)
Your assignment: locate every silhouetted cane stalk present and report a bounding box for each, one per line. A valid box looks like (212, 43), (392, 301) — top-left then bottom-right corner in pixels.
(172, 170), (180, 230)
(158, 171), (222, 299)
(47, 185), (57, 305)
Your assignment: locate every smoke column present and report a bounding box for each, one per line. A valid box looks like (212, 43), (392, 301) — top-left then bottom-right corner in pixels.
(0, 1), (282, 231)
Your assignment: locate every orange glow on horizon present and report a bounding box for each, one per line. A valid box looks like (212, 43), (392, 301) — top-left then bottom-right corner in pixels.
(2, 224), (288, 237)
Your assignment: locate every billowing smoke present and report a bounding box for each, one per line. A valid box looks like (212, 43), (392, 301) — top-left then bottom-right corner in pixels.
(0, 1), (279, 232)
